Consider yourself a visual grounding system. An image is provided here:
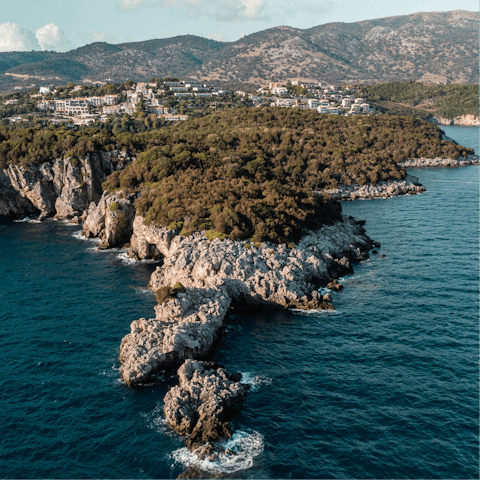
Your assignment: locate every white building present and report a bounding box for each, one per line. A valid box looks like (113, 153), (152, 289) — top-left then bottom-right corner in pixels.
(272, 86), (288, 95)
(161, 114), (188, 121)
(39, 86), (52, 94)
(37, 100), (54, 110)
(308, 99), (319, 108)
(317, 106), (329, 114)
(354, 98), (364, 104)
(342, 98), (352, 108)
(276, 98), (295, 107)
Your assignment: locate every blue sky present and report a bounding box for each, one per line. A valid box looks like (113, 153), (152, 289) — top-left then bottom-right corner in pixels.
(0, 0), (477, 52)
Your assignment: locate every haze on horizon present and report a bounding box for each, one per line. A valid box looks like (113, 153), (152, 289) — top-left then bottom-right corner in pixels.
(0, 0), (478, 54)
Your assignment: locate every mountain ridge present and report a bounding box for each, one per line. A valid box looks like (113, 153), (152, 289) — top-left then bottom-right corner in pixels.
(0, 10), (477, 92)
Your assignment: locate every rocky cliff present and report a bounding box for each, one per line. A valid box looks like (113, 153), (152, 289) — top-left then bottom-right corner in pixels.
(81, 198), (373, 385)
(431, 114), (480, 127)
(0, 151), (134, 220)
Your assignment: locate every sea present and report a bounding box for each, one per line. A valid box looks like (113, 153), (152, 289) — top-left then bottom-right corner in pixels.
(0, 125), (478, 479)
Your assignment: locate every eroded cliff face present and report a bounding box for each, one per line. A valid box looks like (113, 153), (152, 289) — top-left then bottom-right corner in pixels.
(83, 191), (137, 249)
(0, 151), (134, 220)
(431, 114), (480, 126)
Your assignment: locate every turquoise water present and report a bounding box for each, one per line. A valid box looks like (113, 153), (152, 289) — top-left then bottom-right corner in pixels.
(0, 126), (478, 478)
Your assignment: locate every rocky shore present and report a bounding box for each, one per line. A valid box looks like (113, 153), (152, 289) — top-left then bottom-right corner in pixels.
(322, 174), (425, 201)
(398, 155), (479, 168)
(164, 360), (248, 453)
(430, 114), (480, 127)
(80, 194), (374, 458)
(0, 151), (134, 220)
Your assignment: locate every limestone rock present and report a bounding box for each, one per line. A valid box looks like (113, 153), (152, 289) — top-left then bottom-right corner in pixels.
(0, 151), (134, 219)
(83, 192), (136, 248)
(398, 154), (479, 168)
(164, 360), (248, 451)
(0, 168), (39, 217)
(118, 286), (231, 385)
(322, 174), (425, 200)
(430, 114), (480, 127)
(117, 215), (373, 385)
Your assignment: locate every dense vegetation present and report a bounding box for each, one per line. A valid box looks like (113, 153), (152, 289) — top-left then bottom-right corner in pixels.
(98, 108), (472, 243)
(358, 81), (479, 119)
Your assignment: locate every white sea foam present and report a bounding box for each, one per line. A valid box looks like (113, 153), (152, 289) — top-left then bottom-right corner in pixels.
(117, 251), (158, 264)
(171, 430), (264, 474)
(291, 308), (340, 316)
(318, 287), (333, 295)
(135, 288), (153, 295)
(13, 216), (41, 223)
(142, 404), (175, 435)
(240, 372), (272, 392)
(71, 230), (101, 244)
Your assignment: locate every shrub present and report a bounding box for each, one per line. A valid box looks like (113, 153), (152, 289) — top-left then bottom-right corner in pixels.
(205, 230), (228, 241)
(155, 282), (186, 305)
(109, 202), (119, 212)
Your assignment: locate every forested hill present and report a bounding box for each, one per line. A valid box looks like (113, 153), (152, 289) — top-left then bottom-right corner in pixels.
(0, 109), (473, 242)
(357, 82), (479, 120)
(0, 10), (478, 93)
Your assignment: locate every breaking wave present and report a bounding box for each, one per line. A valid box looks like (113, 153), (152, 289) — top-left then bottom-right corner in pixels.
(240, 372), (272, 392)
(171, 430), (264, 474)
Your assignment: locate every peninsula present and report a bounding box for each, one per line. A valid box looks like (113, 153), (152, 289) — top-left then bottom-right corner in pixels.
(0, 107), (477, 457)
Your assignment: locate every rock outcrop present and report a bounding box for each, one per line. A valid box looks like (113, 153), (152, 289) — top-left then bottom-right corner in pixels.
(164, 360), (248, 452)
(0, 151), (133, 220)
(398, 155), (479, 168)
(323, 174), (425, 200)
(431, 114), (480, 127)
(0, 168), (39, 217)
(83, 191), (137, 249)
(116, 215), (373, 385)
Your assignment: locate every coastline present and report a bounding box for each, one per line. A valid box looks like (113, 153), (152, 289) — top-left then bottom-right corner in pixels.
(398, 154), (479, 168)
(2, 146), (478, 464)
(322, 174), (425, 201)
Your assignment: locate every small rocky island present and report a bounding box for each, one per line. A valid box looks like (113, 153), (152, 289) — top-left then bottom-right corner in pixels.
(0, 109), (477, 461)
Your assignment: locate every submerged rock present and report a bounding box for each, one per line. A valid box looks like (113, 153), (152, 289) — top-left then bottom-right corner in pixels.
(164, 360), (248, 451)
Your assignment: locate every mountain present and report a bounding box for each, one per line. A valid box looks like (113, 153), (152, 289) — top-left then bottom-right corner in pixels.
(0, 10), (477, 92)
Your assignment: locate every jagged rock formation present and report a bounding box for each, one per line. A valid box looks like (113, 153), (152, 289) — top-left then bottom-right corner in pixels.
(398, 155), (479, 168)
(0, 168), (39, 217)
(164, 360), (248, 452)
(324, 174), (425, 200)
(0, 151), (133, 220)
(107, 213), (372, 385)
(83, 191), (137, 248)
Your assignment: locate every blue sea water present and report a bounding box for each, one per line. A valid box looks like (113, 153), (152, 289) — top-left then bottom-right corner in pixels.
(0, 126), (478, 479)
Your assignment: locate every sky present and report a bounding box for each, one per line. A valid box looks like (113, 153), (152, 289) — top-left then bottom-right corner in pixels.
(0, 0), (477, 52)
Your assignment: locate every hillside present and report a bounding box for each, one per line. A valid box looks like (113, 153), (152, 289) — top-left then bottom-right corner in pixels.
(357, 81), (479, 120)
(0, 10), (478, 93)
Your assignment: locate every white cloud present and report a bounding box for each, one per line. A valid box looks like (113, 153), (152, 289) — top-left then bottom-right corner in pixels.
(0, 22), (40, 52)
(35, 24), (72, 52)
(117, 0), (266, 21)
(117, 0), (145, 11)
(205, 33), (227, 42)
(81, 31), (118, 44)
